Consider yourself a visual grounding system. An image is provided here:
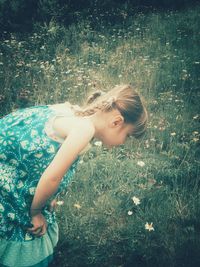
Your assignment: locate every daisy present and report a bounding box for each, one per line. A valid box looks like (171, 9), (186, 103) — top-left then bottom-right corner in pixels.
(132, 196), (140, 205)
(94, 141), (102, 147)
(128, 211), (133, 216)
(170, 132), (176, 136)
(145, 222), (154, 231)
(74, 203), (81, 209)
(56, 200), (64, 206)
(137, 161), (145, 167)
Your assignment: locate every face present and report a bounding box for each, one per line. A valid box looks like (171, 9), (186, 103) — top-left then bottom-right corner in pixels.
(99, 121), (134, 148)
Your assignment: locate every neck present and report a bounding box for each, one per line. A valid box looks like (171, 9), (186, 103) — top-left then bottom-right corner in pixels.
(87, 109), (121, 139)
(87, 111), (106, 139)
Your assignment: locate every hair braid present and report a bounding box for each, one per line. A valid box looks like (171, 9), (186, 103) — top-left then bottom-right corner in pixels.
(72, 98), (114, 116)
(70, 84), (148, 138)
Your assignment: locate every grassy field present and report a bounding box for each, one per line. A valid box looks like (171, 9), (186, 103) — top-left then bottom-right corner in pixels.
(0, 4), (200, 267)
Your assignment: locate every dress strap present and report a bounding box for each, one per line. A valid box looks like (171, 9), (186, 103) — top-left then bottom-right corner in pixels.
(45, 105), (74, 143)
(44, 113), (68, 143)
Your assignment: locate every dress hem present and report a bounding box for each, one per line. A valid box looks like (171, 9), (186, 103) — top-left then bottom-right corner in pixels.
(0, 222), (58, 267)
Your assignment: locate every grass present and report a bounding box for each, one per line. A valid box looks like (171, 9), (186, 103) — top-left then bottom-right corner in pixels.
(0, 3), (200, 267)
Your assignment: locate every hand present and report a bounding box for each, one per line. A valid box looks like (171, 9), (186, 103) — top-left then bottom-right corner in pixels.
(27, 213), (47, 237)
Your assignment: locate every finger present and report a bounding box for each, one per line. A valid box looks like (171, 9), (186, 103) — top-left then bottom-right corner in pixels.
(27, 225), (40, 232)
(28, 225), (43, 235)
(38, 224), (47, 236)
(27, 227), (37, 233)
(32, 227), (43, 236)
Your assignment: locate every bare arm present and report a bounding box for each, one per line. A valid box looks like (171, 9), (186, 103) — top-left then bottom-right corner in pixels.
(30, 120), (95, 216)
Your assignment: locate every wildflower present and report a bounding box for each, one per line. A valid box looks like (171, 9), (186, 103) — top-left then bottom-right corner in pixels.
(193, 115), (199, 120)
(56, 200), (64, 206)
(138, 183), (146, 189)
(145, 140), (150, 148)
(159, 127), (165, 131)
(128, 211), (133, 216)
(145, 222), (154, 231)
(132, 196), (140, 205)
(94, 141), (102, 147)
(50, 65), (55, 71)
(170, 132), (176, 136)
(192, 137), (199, 142)
(74, 203), (81, 209)
(137, 161), (145, 167)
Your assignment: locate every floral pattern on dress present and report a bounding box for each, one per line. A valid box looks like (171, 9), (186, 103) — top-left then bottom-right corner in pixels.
(0, 105), (79, 241)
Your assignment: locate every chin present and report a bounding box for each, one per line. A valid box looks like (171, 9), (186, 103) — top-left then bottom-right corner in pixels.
(104, 143), (114, 149)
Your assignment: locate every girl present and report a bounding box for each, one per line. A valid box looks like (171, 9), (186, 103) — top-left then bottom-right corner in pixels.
(0, 84), (147, 267)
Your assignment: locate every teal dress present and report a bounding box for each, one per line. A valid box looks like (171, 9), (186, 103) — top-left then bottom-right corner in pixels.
(0, 105), (79, 267)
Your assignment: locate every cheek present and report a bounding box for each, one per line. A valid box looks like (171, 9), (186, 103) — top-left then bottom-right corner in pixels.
(112, 134), (126, 146)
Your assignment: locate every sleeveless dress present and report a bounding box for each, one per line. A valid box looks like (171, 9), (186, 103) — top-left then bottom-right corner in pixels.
(0, 105), (80, 267)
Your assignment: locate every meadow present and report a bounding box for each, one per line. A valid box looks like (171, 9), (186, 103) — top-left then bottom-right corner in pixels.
(0, 3), (200, 267)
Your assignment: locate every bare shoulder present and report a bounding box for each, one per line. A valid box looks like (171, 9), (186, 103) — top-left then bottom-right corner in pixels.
(52, 112), (95, 140)
(49, 102), (94, 139)
(71, 117), (95, 137)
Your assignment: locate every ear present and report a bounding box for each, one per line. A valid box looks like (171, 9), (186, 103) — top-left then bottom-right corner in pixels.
(110, 115), (124, 128)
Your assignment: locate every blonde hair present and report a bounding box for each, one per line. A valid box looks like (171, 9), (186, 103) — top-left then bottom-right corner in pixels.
(72, 84), (148, 138)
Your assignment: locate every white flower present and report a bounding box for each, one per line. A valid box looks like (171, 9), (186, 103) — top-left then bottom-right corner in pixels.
(137, 161), (145, 167)
(56, 200), (64, 206)
(170, 132), (176, 136)
(74, 203), (81, 209)
(145, 222), (154, 231)
(128, 210), (133, 216)
(193, 115), (199, 119)
(132, 196), (140, 205)
(94, 141), (102, 147)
